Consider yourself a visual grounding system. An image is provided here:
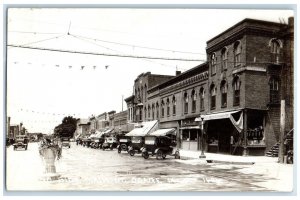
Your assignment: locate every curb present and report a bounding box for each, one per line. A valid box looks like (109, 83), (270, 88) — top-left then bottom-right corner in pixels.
(180, 156), (255, 165)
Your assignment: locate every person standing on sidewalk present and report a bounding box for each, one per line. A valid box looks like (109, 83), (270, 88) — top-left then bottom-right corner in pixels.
(230, 135), (234, 154)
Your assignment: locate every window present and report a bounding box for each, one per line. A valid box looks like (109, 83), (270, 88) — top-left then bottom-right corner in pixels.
(144, 84), (147, 102)
(148, 105), (151, 118)
(200, 87), (205, 111)
(270, 77), (280, 103)
(138, 88), (141, 102)
(184, 92), (188, 114)
(191, 89), (196, 113)
(234, 41), (241, 67)
(139, 108), (142, 121)
(211, 53), (217, 75)
(270, 39), (281, 63)
(152, 104), (155, 120)
(161, 100), (165, 118)
(172, 95), (176, 115)
(233, 77), (241, 106)
(221, 48), (228, 71)
(156, 102), (159, 119)
(221, 80), (227, 108)
(144, 107), (147, 120)
(141, 86), (144, 102)
(210, 84), (216, 110)
(166, 98), (170, 116)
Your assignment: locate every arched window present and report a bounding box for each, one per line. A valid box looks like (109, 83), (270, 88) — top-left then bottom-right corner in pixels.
(184, 92), (189, 114)
(210, 84), (216, 110)
(144, 106), (147, 120)
(191, 89), (196, 113)
(270, 77), (280, 103)
(148, 105), (151, 118)
(233, 77), (241, 106)
(200, 87), (205, 111)
(221, 47), (228, 71)
(138, 88), (141, 102)
(141, 86), (144, 102)
(161, 100), (165, 118)
(166, 98), (170, 116)
(172, 95), (176, 115)
(156, 102), (159, 119)
(221, 80), (227, 108)
(211, 53), (217, 74)
(234, 41), (241, 67)
(144, 84), (147, 102)
(270, 39), (281, 63)
(152, 104), (155, 120)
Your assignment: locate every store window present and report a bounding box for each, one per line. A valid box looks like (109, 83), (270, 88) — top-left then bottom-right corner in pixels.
(172, 95), (176, 115)
(221, 80), (227, 108)
(210, 84), (216, 110)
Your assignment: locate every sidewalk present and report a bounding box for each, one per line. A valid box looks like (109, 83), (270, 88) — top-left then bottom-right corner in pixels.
(178, 149), (279, 165)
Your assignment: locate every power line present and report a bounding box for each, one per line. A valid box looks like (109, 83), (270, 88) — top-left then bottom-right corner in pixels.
(8, 30), (64, 35)
(70, 33), (205, 55)
(7, 44), (206, 62)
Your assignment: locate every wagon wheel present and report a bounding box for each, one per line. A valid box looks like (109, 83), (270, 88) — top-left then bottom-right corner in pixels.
(156, 150), (163, 160)
(142, 152), (149, 159)
(129, 150), (135, 156)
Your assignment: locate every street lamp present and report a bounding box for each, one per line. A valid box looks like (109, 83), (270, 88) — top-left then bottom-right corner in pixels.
(199, 116), (206, 159)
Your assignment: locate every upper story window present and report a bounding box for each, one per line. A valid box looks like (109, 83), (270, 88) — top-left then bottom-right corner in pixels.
(138, 88), (141, 102)
(221, 47), (228, 71)
(210, 84), (216, 110)
(156, 102), (159, 119)
(141, 86), (144, 102)
(184, 92), (189, 114)
(152, 104), (155, 120)
(233, 76), (241, 106)
(221, 80), (227, 108)
(161, 100), (165, 118)
(172, 95), (176, 115)
(166, 98), (170, 116)
(200, 87), (205, 111)
(144, 106), (147, 120)
(211, 53), (217, 75)
(270, 39), (282, 64)
(191, 89), (196, 113)
(234, 41), (241, 67)
(270, 77), (280, 104)
(148, 105), (151, 118)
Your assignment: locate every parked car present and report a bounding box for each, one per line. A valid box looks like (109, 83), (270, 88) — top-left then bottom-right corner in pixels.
(141, 135), (179, 160)
(127, 136), (145, 156)
(13, 135), (29, 151)
(102, 136), (118, 150)
(117, 135), (131, 153)
(82, 137), (92, 147)
(61, 137), (71, 148)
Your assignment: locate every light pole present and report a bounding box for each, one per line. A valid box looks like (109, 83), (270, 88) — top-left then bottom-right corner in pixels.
(199, 116), (206, 159)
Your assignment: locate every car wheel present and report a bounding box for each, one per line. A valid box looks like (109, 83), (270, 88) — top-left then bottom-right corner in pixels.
(129, 150), (135, 156)
(156, 150), (163, 160)
(162, 154), (166, 159)
(142, 152), (149, 159)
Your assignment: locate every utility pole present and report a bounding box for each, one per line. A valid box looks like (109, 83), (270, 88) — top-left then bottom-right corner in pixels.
(279, 100), (286, 163)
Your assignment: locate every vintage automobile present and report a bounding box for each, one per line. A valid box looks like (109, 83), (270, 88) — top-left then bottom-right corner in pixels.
(117, 135), (131, 153)
(141, 128), (180, 160)
(102, 136), (118, 150)
(127, 136), (144, 156)
(82, 136), (92, 147)
(13, 135), (29, 151)
(61, 137), (71, 148)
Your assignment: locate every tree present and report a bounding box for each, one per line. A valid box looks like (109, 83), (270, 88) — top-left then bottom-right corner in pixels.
(54, 116), (77, 138)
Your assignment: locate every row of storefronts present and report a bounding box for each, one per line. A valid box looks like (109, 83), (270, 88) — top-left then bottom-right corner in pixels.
(75, 17), (294, 156)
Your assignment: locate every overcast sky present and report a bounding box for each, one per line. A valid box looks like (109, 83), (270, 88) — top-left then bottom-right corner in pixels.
(6, 8), (293, 133)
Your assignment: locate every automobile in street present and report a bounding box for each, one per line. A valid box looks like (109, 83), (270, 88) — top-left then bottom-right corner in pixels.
(102, 136), (118, 150)
(127, 136), (144, 156)
(13, 135), (29, 151)
(117, 135), (131, 153)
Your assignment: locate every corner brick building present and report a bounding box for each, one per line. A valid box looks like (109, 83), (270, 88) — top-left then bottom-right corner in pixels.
(125, 17), (294, 156)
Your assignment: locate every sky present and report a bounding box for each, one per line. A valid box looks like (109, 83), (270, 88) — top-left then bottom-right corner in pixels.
(6, 8), (294, 133)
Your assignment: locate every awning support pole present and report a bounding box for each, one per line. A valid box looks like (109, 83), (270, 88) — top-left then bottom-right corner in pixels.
(242, 109), (248, 156)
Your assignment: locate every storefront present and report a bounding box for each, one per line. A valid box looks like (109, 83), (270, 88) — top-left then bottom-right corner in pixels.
(179, 118), (202, 151)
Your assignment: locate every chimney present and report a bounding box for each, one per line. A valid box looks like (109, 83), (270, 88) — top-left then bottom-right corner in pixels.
(176, 71), (181, 76)
(288, 17), (294, 27)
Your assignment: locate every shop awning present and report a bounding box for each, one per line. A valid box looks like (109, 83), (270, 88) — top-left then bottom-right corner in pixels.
(149, 128), (176, 136)
(126, 120), (158, 137)
(195, 110), (239, 121)
(94, 131), (104, 138)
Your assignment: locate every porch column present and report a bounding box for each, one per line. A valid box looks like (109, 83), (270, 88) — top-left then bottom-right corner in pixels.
(242, 109), (248, 156)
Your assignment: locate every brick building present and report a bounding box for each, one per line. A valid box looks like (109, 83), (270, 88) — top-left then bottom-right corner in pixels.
(125, 17), (293, 156)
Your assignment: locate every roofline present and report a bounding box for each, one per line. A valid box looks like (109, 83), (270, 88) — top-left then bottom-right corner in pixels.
(206, 18), (286, 44)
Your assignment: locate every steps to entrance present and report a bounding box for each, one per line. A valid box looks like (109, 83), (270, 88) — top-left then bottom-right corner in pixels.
(265, 142), (279, 157)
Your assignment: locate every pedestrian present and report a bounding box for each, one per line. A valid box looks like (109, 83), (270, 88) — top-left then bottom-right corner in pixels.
(230, 135), (234, 154)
